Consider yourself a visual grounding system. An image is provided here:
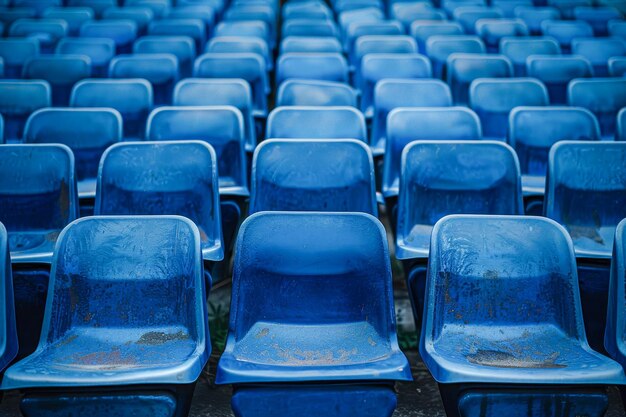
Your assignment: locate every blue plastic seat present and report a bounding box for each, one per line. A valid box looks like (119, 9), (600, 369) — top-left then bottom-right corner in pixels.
(391, 3), (445, 29)
(492, 0), (532, 17)
(0, 222), (17, 372)
(548, 0), (593, 19)
(165, 5), (215, 35)
(508, 106), (600, 197)
(446, 53), (513, 105)
(134, 35), (196, 78)
(12, 0), (60, 16)
(250, 139), (377, 215)
(67, 0), (116, 17)
(80, 19), (138, 54)
(353, 35), (417, 71)
(574, 6), (622, 36)
(619, 108), (626, 141)
(453, 6), (504, 34)
(571, 38), (626, 77)
(609, 20), (626, 39)
(276, 79), (357, 107)
(1, 215), (210, 417)
(70, 79), (153, 141)
(0, 80), (50, 143)
(338, 7), (384, 37)
(146, 106), (249, 197)
(568, 78), (626, 139)
(266, 106), (366, 143)
(109, 54), (178, 105)
(102, 6), (154, 34)
(56, 37), (116, 78)
(475, 18), (529, 52)
(606, 219), (626, 380)
(276, 52), (349, 85)
(96, 141), (223, 265)
(609, 56), (626, 76)
(500, 36), (561, 76)
(282, 1), (333, 20)
(282, 18), (339, 38)
(216, 211), (411, 417)
(541, 19), (593, 52)
(22, 55), (91, 106)
(345, 20), (404, 57)
(126, 0), (171, 18)
(224, 5), (276, 47)
(371, 79), (452, 155)
(526, 56), (593, 104)
(194, 53), (268, 117)
(173, 78), (256, 153)
(426, 35), (486, 79)
(382, 107), (483, 200)
(421, 214), (625, 417)
(410, 21), (464, 54)
(514, 6), (560, 35)
(0, 38), (39, 78)
(206, 36), (272, 71)
(42, 7), (94, 36)
(470, 78), (549, 141)
(148, 19), (206, 55)
(442, 0), (486, 17)
(359, 53), (432, 118)
(9, 18), (68, 53)
(280, 36), (342, 54)
(214, 21), (271, 48)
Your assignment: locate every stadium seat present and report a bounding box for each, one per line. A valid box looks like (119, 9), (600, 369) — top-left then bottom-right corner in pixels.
(166, 5), (214, 32)
(280, 36), (342, 54)
(22, 55), (92, 106)
(500, 36), (561, 76)
(606, 219), (626, 390)
(335, 0), (383, 15)
(0, 144), (77, 358)
(391, 3), (445, 29)
(148, 19), (206, 55)
(126, 0), (171, 18)
(67, 0), (116, 17)
(492, 0), (532, 17)
(540, 20), (593, 52)
(446, 53), (513, 105)
(276, 79), (357, 107)
(338, 7), (384, 37)
(453, 6), (504, 34)
(70, 79), (153, 141)
(371, 79), (452, 155)
(216, 212), (411, 417)
(609, 20), (626, 39)
(109, 54), (179, 105)
(425, 35), (486, 79)
(224, 5), (276, 47)
(442, 0), (486, 17)
(514, 6), (561, 35)
(548, 0), (593, 19)
(80, 19), (138, 54)
(12, 0), (61, 16)
(421, 214), (625, 417)
(526, 56), (593, 104)
(282, 1), (333, 20)
(475, 18), (529, 52)
(42, 7), (94, 36)
(9, 18), (68, 53)
(545, 141), (626, 352)
(0, 80), (50, 143)
(618, 108), (626, 141)
(568, 78), (626, 139)
(102, 6), (155, 34)
(206, 36), (272, 71)
(470, 78), (549, 141)
(1, 216), (210, 417)
(214, 21), (271, 48)
(266, 106), (366, 143)
(0, 38), (39, 78)
(0, 222), (17, 371)
(344, 20), (404, 57)
(571, 38), (626, 77)
(410, 21), (465, 54)
(281, 18), (339, 38)
(352, 35), (417, 71)
(194, 53), (268, 117)
(574, 6), (623, 36)
(173, 78), (257, 152)
(56, 38), (116, 78)
(134, 35), (196, 78)
(609, 56), (626, 77)
(249, 139), (377, 215)
(276, 53), (349, 85)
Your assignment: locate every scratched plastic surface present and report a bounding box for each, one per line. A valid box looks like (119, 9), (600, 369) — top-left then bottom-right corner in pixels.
(396, 141), (523, 260)
(568, 79), (626, 139)
(446, 53), (513, 105)
(0, 80), (50, 143)
(1, 216), (209, 389)
(420, 215), (625, 385)
(0, 223), (18, 373)
(0, 144), (78, 263)
(606, 219), (626, 369)
(96, 141), (223, 262)
(250, 140), (377, 215)
(216, 212), (411, 384)
(545, 142), (626, 259)
(276, 79), (358, 107)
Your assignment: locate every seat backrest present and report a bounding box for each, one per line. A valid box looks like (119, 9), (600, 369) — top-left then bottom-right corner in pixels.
(392, 3), (445, 29)
(567, 78), (626, 137)
(42, 6), (94, 35)
(571, 38), (626, 77)
(250, 139), (377, 215)
(410, 21), (464, 54)
(499, 36), (561, 76)
(79, 19), (138, 51)
(425, 35), (486, 78)
(206, 36), (270, 69)
(548, 0), (593, 19)
(383, 107), (482, 198)
(0, 39), (39, 78)
(281, 18), (339, 38)
(148, 18), (206, 54)
(56, 37), (116, 77)
(453, 6), (504, 33)
(574, 6), (622, 36)
(446, 53), (513, 105)
(353, 35), (418, 68)
(475, 18), (529, 50)
(133, 35), (196, 77)
(23, 108), (122, 182)
(125, 0), (170, 18)
(609, 56), (626, 77)
(0, 222), (17, 373)
(283, 1), (332, 20)
(609, 20), (626, 39)
(605, 218), (626, 366)
(276, 79), (357, 107)
(514, 6), (560, 34)
(545, 141), (626, 257)
(345, 20), (404, 55)
(540, 19), (593, 50)
(102, 6), (155, 33)
(96, 141), (223, 261)
(508, 106), (600, 177)
(9, 18), (68, 51)
(526, 56), (593, 105)
(0, 80), (51, 142)
(68, 0), (116, 17)
(22, 55), (92, 106)
(280, 36), (342, 54)
(214, 21), (270, 44)
(469, 78), (549, 139)
(618, 108), (626, 142)
(276, 52), (349, 85)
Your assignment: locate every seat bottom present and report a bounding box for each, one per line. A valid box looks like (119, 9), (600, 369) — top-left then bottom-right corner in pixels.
(232, 384), (397, 417)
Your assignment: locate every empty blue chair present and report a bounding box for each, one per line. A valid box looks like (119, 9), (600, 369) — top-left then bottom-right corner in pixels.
(514, 6), (560, 35)
(9, 18), (68, 53)
(0, 38), (39, 78)
(618, 108), (626, 141)
(42, 7), (94, 36)
(71, 79), (153, 140)
(67, 0), (116, 17)
(492, 0), (532, 17)
(250, 139), (377, 215)
(276, 79), (358, 107)
(96, 141), (224, 270)
(0, 144), (77, 358)
(568, 78), (626, 139)
(421, 214), (625, 417)
(442, 0), (486, 17)
(541, 20), (593, 52)
(545, 141), (626, 352)
(359, 53), (432, 118)
(194, 53), (268, 117)
(606, 219), (626, 394)
(426, 35), (485, 79)
(109, 54), (178, 105)
(22, 56), (91, 106)
(345, 20), (404, 57)
(574, 6), (623, 36)
(276, 53), (349, 85)
(80, 19), (138, 54)
(126, 0), (171, 18)
(1, 216), (210, 416)
(282, 1), (332, 20)
(134, 36), (196, 78)
(371, 79), (452, 155)
(206, 36), (272, 71)
(526, 56), (593, 104)
(216, 212), (411, 417)
(338, 6), (384, 33)
(56, 38), (116, 78)
(500, 36), (561, 76)
(148, 19), (206, 55)
(224, 5), (276, 47)
(353, 35), (417, 71)
(0, 7), (36, 29)
(214, 21), (271, 47)
(410, 21), (465, 54)
(391, 3), (445, 29)
(102, 6), (155, 34)
(609, 56), (626, 76)
(475, 18), (529, 52)
(470, 78), (549, 141)
(453, 6), (504, 34)
(280, 36), (342, 54)
(548, 0), (593, 19)
(266, 106), (366, 143)
(572, 38), (626, 77)
(446, 53), (513, 105)
(0, 222), (17, 372)
(282, 18), (339, 38)
(610, 20), (626, 40)
(0, 80), (50, 143)
(165, 5), (215, 35)
(12, 0), (60, 15)
(173, 78), (256, 152)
